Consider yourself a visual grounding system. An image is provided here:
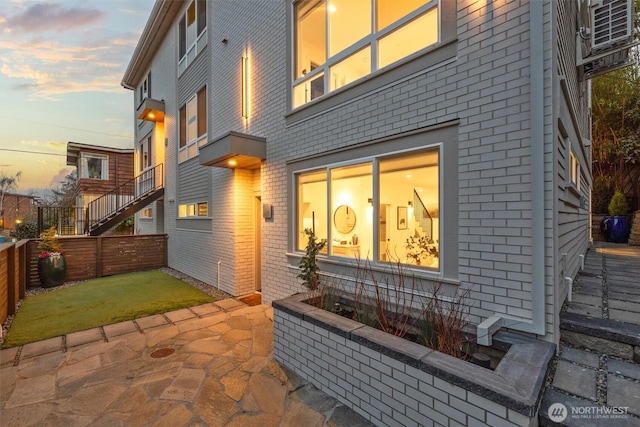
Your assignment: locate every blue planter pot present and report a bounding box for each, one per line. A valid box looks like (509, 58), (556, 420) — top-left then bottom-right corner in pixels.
(38, 254), (66, 288)
(607, 216), (630, 243)
(600, 216), (613, 242)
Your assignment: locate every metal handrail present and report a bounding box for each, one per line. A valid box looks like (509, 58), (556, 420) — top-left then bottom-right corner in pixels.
(86, 163), (163, 232)
(412, 189), (433, 240)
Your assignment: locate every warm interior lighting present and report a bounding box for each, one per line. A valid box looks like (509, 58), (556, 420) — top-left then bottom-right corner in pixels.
(242, 56), (249, 118)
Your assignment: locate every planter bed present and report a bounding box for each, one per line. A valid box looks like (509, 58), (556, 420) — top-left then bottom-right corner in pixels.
(273, 293), (555, 427)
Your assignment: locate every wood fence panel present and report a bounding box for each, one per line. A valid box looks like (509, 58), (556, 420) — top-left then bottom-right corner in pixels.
(17, 241), (27, 300)
(8, 245), (17, 316)
(100, 235), (167, 277)
(60, 238), (98, 282)
(0, 245), (8, 324)
(26, 235), (167, 287)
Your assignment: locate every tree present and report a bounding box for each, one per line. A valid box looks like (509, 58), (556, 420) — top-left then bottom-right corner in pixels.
(591, 52), (640, 207)
(42, 170), (79, 207)
(0, 171), (22, 221)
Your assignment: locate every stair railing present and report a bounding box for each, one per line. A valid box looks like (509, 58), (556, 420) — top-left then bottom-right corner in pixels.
(412, 189), (433, 241)
(86, 163), (163, 233)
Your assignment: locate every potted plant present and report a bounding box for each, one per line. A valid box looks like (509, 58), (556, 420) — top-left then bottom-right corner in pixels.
(405, 235), (439, 266)
(37, 227), (66, 287)
(603, 191), (630, 243)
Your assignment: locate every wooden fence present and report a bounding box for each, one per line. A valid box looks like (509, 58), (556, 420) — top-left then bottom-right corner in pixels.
(1, 235), (167, 325)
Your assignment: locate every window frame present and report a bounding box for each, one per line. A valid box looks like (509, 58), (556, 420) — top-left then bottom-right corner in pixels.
(139, 135), (152, 172)
(570, 150), (581, 192)
(179, 85), (207, 163)
(138, 72), (150, 106)
(294, 145), (441, 271)
(292, 0), (439, 109)
(178, 0), (207, 76)
(81, 153), (109, 180)
(140, 207), (153, 219)
(178, 201), (209, 218)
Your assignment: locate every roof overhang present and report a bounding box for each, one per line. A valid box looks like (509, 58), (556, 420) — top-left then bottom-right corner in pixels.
(137, 98), (166, 122)
(199, 131), (266, 170)
(66, 142), (134, 167)
(121, 0), (184, 89)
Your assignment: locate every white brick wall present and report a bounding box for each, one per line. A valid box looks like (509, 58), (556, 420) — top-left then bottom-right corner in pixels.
(274, 306), (541, 427)
(128, 0), (590, 345)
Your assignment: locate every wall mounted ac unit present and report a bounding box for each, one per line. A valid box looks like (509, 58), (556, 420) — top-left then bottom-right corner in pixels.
(591, 0), (633, 51)
(577, 0), (637, 79)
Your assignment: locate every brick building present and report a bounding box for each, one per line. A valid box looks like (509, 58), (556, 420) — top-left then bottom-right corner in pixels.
(0, 193), (37, 233)
(122, 0), (634, 347)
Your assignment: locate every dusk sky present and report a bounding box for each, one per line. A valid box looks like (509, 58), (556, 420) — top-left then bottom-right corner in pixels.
(0, 0), (155, 193)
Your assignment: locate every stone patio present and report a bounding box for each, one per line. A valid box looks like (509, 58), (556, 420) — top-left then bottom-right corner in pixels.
(0, 301), (373, 427)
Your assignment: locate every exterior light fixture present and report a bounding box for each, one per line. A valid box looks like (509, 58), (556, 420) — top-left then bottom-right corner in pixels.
(229, 159), (237, 166)
(242, 56), (249, 118)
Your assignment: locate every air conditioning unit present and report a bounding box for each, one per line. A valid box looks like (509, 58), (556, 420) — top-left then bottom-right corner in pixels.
(590, 0), (633, 51)
(577, 0), (638, 79)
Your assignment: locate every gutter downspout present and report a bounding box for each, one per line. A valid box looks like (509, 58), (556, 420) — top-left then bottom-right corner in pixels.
(478, 0), (546, 345)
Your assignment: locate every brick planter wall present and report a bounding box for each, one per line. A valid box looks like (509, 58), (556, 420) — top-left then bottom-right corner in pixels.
(273, 294), (555, 427)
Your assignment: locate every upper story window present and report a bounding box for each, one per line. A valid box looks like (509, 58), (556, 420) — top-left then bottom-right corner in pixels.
(80, 154), (109, 180)
(138, 72), (150, 106)
(296, 147), (440, 270)
(293, 0), (438, 108)
(140, 135), (152, 171)
(178, 0), (207, 76)
(179, 85), (207, 163)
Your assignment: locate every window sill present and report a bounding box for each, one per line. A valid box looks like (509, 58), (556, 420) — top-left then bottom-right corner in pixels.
(285, 252), (455, 286)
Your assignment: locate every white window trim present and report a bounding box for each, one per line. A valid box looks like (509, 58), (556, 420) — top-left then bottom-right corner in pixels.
(294, 144), (441, 271)
(80, 153), (109, 180)
(570, 151), (581, 192)
(178, 201), (209, 218)
(293, 0), (439, 107)
(179, 87), (207, 163)
(178, 1), (207, 76)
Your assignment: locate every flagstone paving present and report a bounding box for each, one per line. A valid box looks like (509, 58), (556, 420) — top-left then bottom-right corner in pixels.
(0, 301), (373, 427)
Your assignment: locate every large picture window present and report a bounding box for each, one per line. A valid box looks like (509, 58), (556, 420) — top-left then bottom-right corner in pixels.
(178, 0), (207, 75)
(296, 148), (440, 269)
(293, 0), (438, 108)
(179, 86), (207, 163)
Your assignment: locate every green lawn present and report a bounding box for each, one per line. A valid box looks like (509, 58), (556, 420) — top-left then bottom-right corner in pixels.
(2, 270), (214, 348)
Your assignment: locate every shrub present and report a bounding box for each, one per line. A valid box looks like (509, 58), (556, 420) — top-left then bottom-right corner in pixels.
(38, 227), (63, 254)
(13, 222), (38, 239)
(592, 176), (615, 214)
(297, 228), (326, 291)
(608, 191), (630, 217)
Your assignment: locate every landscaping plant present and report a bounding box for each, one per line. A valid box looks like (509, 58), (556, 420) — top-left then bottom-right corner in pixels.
(297, 228), (326, 291)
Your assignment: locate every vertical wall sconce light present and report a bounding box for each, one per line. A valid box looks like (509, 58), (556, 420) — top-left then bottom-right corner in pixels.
(242, 56), (249, 118)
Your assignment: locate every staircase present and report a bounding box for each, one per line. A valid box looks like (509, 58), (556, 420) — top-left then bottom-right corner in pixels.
(411, 189), (434, 240)
(86, 164), (164, 236)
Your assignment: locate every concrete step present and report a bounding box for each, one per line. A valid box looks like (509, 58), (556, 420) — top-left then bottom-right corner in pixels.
(560, 311), (640, 363)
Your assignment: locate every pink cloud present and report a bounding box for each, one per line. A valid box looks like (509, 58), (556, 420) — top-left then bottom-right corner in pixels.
(3, 3), (106, 33)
